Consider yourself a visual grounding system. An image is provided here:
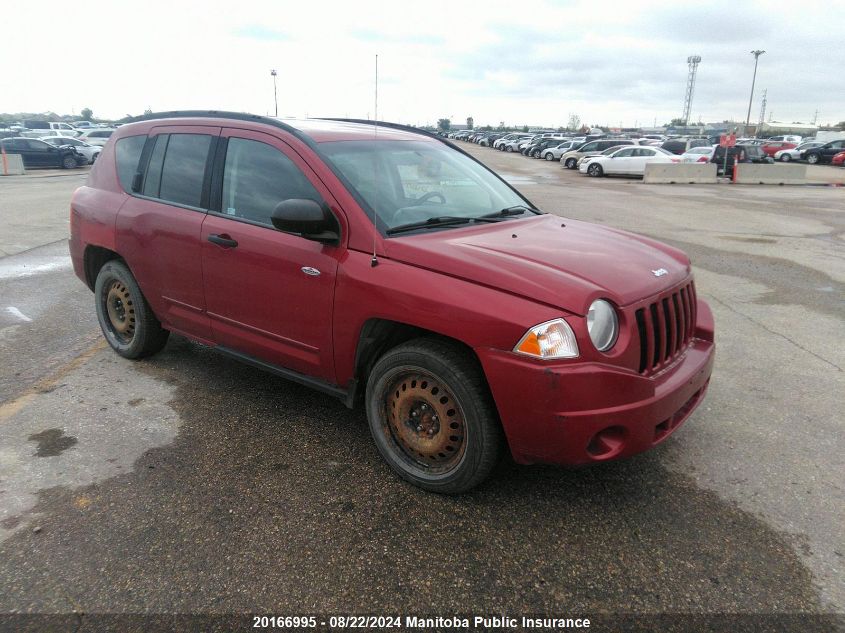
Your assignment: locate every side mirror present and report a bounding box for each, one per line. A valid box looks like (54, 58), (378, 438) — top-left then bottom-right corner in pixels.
(271, 199), (339, 245)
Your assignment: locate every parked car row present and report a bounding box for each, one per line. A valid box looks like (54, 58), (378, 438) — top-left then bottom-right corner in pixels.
(449, 128), (845, 177)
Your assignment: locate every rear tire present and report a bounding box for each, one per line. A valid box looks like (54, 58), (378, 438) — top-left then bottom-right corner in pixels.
(365, 339), (503, 494)
(94, 260), (169, 359)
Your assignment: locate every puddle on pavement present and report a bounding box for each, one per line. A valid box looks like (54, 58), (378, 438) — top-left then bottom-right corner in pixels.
(27, 429), (78, 457)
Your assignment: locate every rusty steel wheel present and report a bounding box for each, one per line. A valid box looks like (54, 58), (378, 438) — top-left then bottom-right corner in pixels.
(105, 280), (136, 343)
(384, 371), (467, 474)
(95, 260), (169, 359)
(366, 339), (503, 493)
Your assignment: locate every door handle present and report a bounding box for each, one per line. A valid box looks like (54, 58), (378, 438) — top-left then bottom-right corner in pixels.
(207, 234), (238, 248)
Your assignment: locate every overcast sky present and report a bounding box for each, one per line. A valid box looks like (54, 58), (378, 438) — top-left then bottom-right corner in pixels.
(2, 0), (843, 128)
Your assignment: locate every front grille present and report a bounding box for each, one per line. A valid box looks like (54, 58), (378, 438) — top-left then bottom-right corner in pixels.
(635, 281), (697, 374)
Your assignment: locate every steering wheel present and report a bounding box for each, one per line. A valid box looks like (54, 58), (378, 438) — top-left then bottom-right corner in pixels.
(417, 191), (446, 204)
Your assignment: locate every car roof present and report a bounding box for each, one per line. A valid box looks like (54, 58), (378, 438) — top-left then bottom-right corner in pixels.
(113, 111), (438, 145)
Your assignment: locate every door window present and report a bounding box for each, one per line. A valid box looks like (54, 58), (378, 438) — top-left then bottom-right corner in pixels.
(613, 148), (635, 157)
(158, 134), (212, 207)
(221, 137), (322, 227)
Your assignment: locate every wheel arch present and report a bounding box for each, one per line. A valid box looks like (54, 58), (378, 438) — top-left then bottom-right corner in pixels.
(347, 318), (483, 408)
(83, 245), (123, 290)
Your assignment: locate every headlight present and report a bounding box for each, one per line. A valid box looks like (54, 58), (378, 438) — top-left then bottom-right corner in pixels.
(514, 319), (579, 360)
(587, 299), (618, 352)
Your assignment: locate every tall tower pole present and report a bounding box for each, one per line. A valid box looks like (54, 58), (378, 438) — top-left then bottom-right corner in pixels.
(681, 55), (701, 126)
(745, 50), (765, 133)
(758, 89), (767, 129)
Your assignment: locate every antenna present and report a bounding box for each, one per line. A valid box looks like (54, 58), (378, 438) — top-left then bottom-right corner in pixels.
(371, 54), (379, 267)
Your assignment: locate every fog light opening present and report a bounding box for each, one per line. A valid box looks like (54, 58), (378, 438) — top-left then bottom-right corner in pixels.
(586, 426), (626, 460)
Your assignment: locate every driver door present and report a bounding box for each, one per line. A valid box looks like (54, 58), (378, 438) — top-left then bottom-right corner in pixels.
(201, 128), (344, 382)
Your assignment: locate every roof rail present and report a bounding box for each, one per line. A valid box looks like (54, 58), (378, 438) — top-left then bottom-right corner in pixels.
(121, 110), (318, 149)
(317, 117), (445, 141)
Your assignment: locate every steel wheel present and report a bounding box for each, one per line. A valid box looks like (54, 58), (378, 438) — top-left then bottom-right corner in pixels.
(382, 370), (467, 474)
(104, 280), (136, 343)
(95, 260), (169, 359)
(366, 339), (503, 493)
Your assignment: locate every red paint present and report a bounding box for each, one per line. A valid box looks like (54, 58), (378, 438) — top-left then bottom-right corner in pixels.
(69, 114), (716, 467)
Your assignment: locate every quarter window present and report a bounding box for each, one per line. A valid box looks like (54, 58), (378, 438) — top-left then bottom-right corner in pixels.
(115, 135), (147, 193)
(221, 137), (321, 226)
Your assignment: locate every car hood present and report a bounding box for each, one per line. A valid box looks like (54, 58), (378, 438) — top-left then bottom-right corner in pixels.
(384, 214), (691, 315)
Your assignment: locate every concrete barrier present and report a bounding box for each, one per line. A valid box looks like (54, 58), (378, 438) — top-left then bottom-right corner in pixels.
(0, 153), (25, 176)
(644, 163), (717, 184)
(734, 163), (807, 185)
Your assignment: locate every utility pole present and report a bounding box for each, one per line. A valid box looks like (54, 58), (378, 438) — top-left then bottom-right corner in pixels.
(270, 69), (278, 117)
(681, 55), (701, 125)
(745, 50), (765, 134)
(758, 89), (767, 129)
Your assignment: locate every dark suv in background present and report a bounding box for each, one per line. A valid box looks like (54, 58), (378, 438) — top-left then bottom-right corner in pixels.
(661, 138), (712, 155)
(711, 144), (774, 176)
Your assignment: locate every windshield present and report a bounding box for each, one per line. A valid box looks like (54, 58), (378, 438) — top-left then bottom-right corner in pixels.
(320, 140), (531, 232)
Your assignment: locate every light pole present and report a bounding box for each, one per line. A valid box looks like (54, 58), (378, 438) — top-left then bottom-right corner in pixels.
(270, 69), (278, 117)
(745, 50), (765, 135)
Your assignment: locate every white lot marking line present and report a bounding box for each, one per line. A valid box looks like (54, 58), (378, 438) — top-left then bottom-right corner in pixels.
(5, 307), (32, 322)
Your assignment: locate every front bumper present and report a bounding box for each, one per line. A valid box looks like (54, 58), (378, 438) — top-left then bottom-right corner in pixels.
(477, 299), (715, 466)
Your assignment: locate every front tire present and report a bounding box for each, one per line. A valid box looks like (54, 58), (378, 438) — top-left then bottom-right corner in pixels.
(62, 155), (77, 169)
(365, 339), (502, 494)
(506, 146), (514, 152)
(807, 153), (819, 164)
(94, 260), (169, 359)
(565, 157), (577, 169)
(587, 163), (604, 177)
(545, 153), (554, 161)
(780, 154), (791, 162)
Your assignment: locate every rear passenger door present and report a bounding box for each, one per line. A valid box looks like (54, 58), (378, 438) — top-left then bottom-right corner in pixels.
(200, 128), (343, 382)
(115, 126), (220, 341)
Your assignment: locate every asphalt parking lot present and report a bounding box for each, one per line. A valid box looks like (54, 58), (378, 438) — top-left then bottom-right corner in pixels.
(0, 156), (843, 628)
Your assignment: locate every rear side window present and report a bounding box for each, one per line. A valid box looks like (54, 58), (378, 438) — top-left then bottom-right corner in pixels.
(91, 131), (113, 138)
(221, 137), (321, 226)
(115, 135), (146, 193)
(157, 134), (212, 208)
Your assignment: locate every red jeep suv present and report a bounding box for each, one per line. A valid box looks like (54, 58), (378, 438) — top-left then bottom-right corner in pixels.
(69, 112), (715, 493)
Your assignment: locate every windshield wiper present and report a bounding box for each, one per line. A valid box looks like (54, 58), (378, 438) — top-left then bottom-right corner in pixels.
(386, 215), (499, 235)
(480, 204), (539, 219)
